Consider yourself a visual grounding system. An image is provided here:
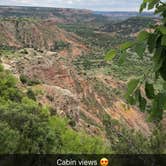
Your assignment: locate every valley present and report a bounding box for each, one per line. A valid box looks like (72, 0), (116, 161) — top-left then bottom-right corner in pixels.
(0, 6), (165, 154)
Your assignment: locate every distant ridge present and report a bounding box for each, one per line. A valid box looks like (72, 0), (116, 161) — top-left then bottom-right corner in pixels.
(0, 6), (109, 24)
(0, 6), (156, 18)
(0, 5), (92, 14)
(94, 11), (157, 20)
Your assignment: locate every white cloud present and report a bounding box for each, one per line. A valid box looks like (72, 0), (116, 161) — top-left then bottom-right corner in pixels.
(0, 0), (142, 11)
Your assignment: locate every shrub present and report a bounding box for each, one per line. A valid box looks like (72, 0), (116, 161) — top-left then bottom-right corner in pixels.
(27, 89), (36, 101)
(20, 74), (41, 86)
(20, 74), (28, 84)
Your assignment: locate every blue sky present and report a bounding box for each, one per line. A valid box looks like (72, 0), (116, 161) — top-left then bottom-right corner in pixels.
(0, 0), (143, 11)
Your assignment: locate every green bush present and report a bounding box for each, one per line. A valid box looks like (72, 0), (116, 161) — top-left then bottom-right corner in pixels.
(20, 74), (41, 86)
(27, 89), (36, 101)
(0, 122), (20, 154)
(52, 41), (70, 51)
(0, 64), (110, 154)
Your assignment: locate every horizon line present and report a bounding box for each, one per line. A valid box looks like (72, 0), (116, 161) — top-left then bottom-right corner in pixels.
(0, 5), (146, 12)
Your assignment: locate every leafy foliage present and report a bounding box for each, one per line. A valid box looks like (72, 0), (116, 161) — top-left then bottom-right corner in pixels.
(105, 0), (166, 121)
(104, 50), (116, 61)
(145, 81), (155, 99)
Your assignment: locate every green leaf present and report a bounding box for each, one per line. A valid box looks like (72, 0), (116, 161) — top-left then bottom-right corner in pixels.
(144, 0), (153, 2)
(145, 81), (155, 99)
(138, 92), (147, 112)
(135, 89), (147, 112)
(150, 93), (166, 121)
(153, 47), (164, 72)
(135, 44), (146, 57)
(159, 92), (166, 110)
(127, 95), (136, 105)
(158, 26), (166, 34)
(119, 41), (133, 51)
(137, 31), (149, 41)
(147, 33), (157, 53)
(125, 78), (140, 105)
(104, 50), (116, 61)
(159, 60), (166, 81)
(126, 78), (140, 96)
(119, 52), (127, 64)
(155, 5), (166, 14)
(140, 2), (147, 13)
(148, 0), (159, 10)
(162, 82), (166, 90)
(161, 35), (166, 46)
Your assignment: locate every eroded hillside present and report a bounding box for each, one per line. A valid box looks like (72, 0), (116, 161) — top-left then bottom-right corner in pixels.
(0, 18), (87, 57)
(1, 45), (152, 139)
(1, 10), (164, 152)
